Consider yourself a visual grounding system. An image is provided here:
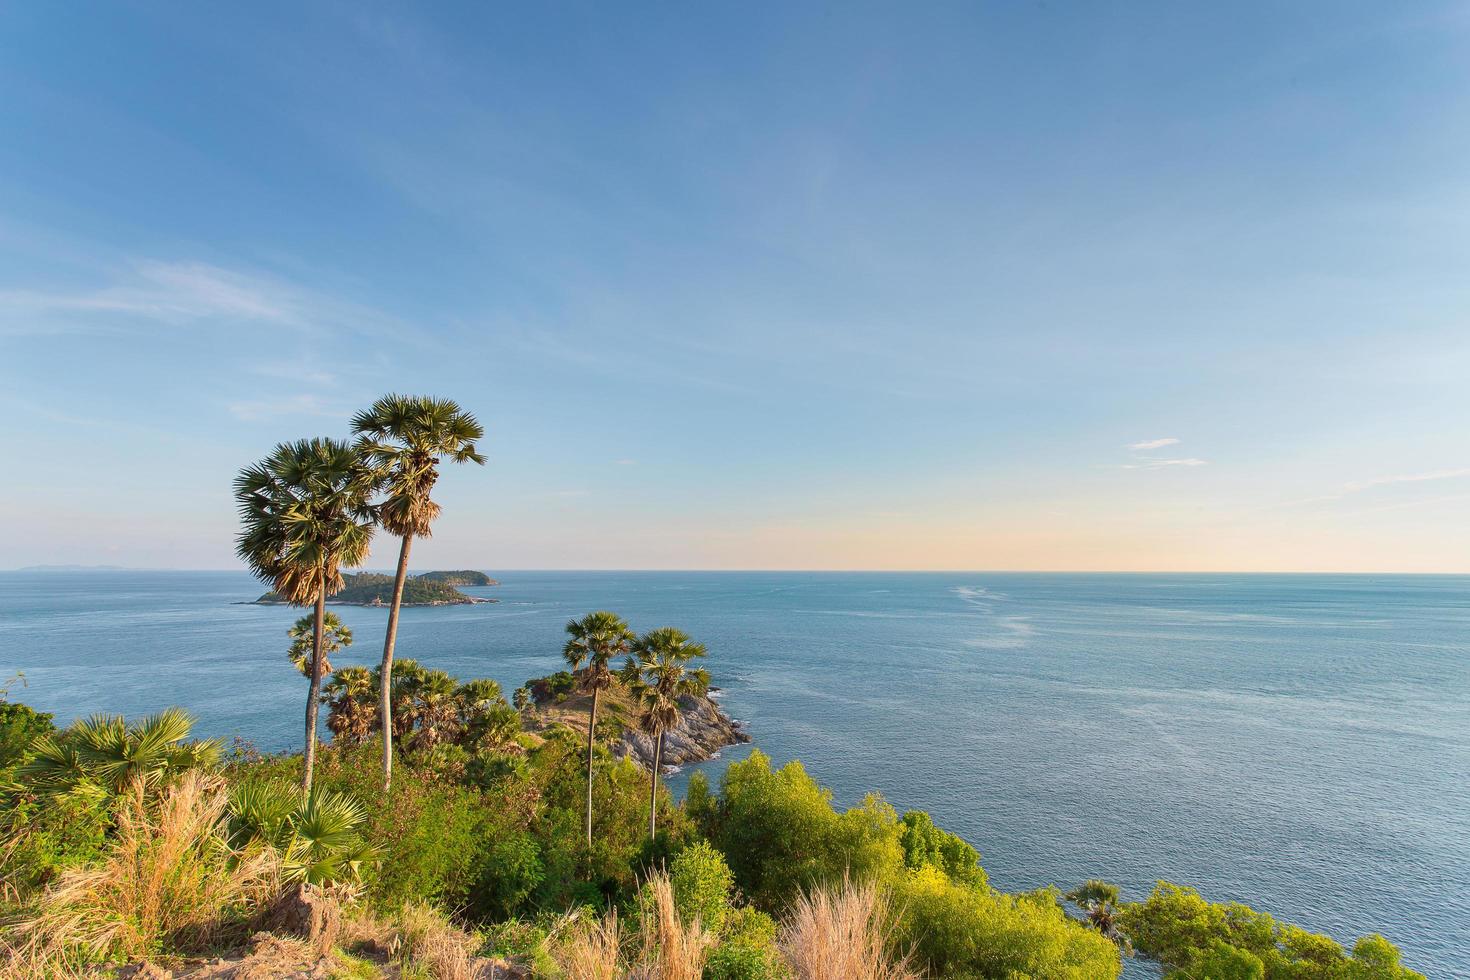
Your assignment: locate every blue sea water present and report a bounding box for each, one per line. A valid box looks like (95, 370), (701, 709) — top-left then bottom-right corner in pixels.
(1, 570), (1466, 977)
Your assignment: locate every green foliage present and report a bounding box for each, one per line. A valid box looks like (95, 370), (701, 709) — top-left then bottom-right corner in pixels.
(666, 840), (736, 933)
(0, 791), (112, 902)
(1117, 882), (1425, 980)
(227, 779), (375, 886)
(0, 700), (54, 776)
(891, 864), (1122, 979)
(287, 610), (352, 676)
(476, 834), (545, 920)
(269, 743), (504, 912)
(19, 707), (220, 799)
(534, 671), (578, 704)
(699, 750), (904, 911)
(706, 905), (787, 980)
(899, 809), (986, 888)
(417, 570), (494, 586)
(1066, 878), (1121, 909)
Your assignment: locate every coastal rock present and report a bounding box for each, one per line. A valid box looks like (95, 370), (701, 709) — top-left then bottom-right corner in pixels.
(614, 692), (750, 770)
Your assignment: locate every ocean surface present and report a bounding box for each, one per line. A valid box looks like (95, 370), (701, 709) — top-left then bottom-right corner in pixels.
(1, 570), (1466, 977)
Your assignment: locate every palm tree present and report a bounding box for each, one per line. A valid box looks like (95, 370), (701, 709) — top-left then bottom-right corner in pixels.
(235, 438), (375, 793)
(351, 395), (485, 792)
(512, 686), (531, 713)
(622, 627), (707, 840)
(323, 666), (377, 746)
(563, 611), (636, 849)
(404, 668), (461, 752)
(21, 708), (219, 798)
(227, 781), (375, 887)
(1066, 880), (1131, 952)
(287, 611), (352, 678)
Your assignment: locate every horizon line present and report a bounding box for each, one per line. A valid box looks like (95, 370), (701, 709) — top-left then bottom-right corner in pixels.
(8, 566), (1470, 577)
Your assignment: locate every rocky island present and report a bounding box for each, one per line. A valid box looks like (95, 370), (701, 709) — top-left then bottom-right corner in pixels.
(520, 668), (749, 769)
(253, 571), (497, 606)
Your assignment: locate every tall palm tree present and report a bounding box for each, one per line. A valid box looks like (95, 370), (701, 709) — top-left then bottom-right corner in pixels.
(622, 627), (707, 840)
(563, 611), (635, 849)
(351, 394), (485, 791)
(287, 611), (352, 678)
(235, 438), (375, 792)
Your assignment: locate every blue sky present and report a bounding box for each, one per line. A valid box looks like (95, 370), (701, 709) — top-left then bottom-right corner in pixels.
(3, 2), (1469, 571)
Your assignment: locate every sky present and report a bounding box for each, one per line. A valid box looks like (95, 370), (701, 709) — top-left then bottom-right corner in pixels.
(2, 2), (1469, 572)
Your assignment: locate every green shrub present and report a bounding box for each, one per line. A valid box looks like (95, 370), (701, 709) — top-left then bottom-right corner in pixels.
(0, 700), (54, 774)
(899, 809), (986, 888)
(1117, 882), (1425, 980)
(705, 905), (786, 980)
(668, 841), (735, 933)
(295, 744), (508, 912)
(891, 865), (1122, 979)
(475, 834), (545, 920)
(701, 751), (904, 910)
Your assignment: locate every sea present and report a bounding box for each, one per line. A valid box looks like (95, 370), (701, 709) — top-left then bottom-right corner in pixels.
(1, 570), (1466, 977)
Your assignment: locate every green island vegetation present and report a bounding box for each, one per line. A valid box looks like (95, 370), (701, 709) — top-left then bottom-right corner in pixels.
(416, 571), (497, 587)
(255, 571), (493, 607)
(0, 395), (1427, 979)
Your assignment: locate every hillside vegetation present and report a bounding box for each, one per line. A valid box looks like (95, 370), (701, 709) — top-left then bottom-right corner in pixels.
(255, 572), (492, 606)
(416, 570), (497, 586)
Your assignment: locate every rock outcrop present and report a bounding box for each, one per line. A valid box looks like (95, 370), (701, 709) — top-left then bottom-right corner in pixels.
(614, 692), (750, 770)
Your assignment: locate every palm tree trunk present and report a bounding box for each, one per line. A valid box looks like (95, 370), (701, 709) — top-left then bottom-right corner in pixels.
(380, 533), (413, 792)
(648, 729), (663, 840)
(585, 686), (600, 850)
(303, 587), (326, 793)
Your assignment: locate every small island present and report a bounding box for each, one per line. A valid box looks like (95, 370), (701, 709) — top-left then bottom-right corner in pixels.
(254, 571), (497, 606)
(520, 668), (749, 769)
(414, 570), (497, 586)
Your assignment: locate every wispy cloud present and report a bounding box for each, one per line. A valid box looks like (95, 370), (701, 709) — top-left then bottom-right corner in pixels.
(248, 363), (340, 387)
(0, 259), (411, 342)
(614, 458), (637, 466)
(227, 394), (346, 421)
(1122, 457), (1209, 469)
(1278, 467), (1470, 508)
(1118, 437), (1206, 469)
(1343, 467), (1470, 493)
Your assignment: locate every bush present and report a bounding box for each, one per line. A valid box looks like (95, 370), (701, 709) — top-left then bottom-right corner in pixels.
(708, 905), (787, 980)
(0, 701), (53, 774)
(1116, 882), (1425, 980)
(667, 841), (736, 934)
(898, 809), (986, 888)
(890, 865), (1121, 979)
(702, 751), (904, 910)
(282, 743), (508, 913)
(475, 834), (544, 920)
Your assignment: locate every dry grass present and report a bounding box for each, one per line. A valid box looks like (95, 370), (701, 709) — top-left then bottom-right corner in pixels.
(552, 908), (622, 980)
(394, 901), (480, 980)
(550, 871), (712, 980)
(778, 878), (917, 980)
(628, 872), (712, 980)
(5, 771), (277, 976)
